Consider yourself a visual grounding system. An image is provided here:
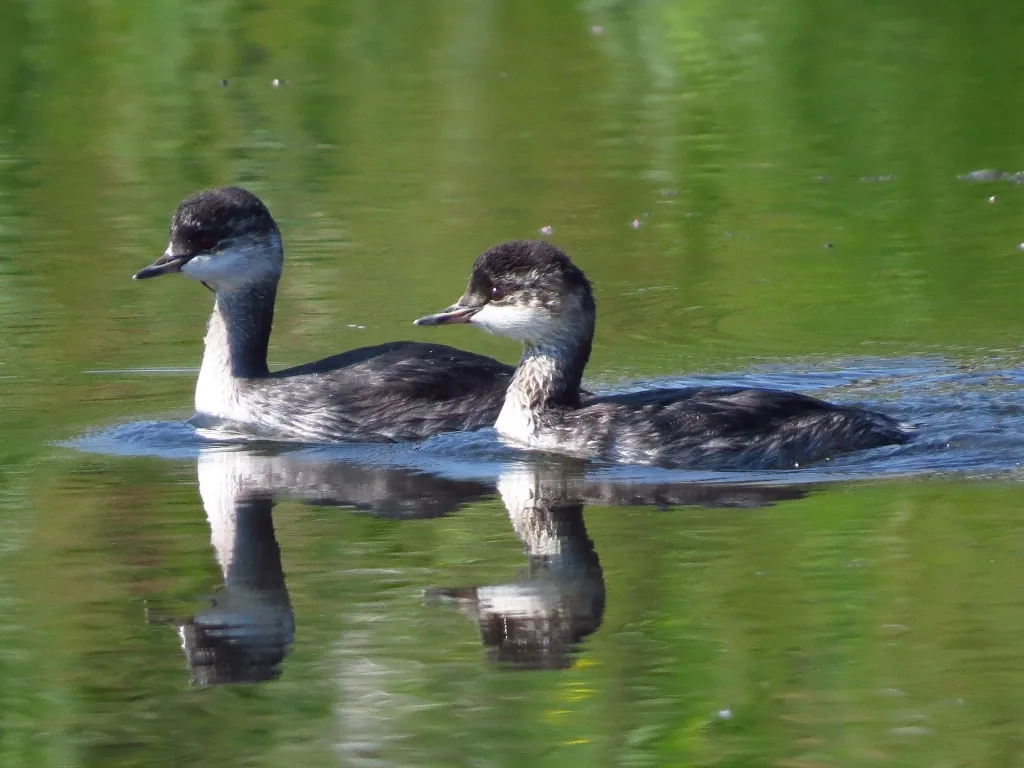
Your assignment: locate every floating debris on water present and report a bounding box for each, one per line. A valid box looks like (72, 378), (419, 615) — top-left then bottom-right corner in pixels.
(540, 225), (553, 236)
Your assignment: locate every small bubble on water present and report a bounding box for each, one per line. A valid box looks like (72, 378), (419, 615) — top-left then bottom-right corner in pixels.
(272, 78), (284, 87)
(1018, 242), (1024, 251)
(540, 225), (553, 235)
(630, 218), (641, 229)
(716, 708), (733, 720)
(989, 195), (997, 203)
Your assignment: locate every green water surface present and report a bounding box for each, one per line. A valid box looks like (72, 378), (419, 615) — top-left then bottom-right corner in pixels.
(2, 1), (1024, 766)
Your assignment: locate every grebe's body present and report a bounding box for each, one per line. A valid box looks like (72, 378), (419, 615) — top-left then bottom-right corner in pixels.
(416, 240), (909, 469)
(134, 187), (513, 442)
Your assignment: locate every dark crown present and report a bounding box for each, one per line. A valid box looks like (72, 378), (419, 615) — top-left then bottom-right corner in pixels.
(170, 186), (278, 257)
(469, 240), (592, 297)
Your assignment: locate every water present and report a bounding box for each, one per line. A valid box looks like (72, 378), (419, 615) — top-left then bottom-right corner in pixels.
(4, 1), (1024, 766)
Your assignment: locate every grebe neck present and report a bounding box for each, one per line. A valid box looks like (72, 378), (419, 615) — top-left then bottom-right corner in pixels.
(496, 334), (590, 439)
(194, 281), (277, 418)
(201, 281), (277, 380)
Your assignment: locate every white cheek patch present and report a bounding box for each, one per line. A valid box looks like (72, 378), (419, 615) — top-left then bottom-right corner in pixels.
(182, 253), (237, 285)
(472, 303), (555, 342)
(181, 237), (282, 290)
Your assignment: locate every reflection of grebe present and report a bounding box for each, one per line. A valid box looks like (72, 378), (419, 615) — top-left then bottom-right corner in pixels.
(427, 459), (810, 669)
(417, 240), (910, 469)
(133, 187), (512, 442)
(162, 448), (496, 686)
(427, 464), (605, 670)
(179, 451), (294, 687)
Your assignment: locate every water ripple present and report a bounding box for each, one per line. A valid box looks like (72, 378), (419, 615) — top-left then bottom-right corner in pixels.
(64, 357), (1024, 485)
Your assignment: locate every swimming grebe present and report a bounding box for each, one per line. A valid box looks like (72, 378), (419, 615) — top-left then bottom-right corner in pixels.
(415, 240), (910, 469)
(133, 187), (513, 442)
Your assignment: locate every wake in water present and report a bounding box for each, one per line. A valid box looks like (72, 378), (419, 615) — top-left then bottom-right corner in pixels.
(66, 357), (1024, 485)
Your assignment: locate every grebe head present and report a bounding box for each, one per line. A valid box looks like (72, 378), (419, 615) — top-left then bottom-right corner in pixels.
(415, 240), (594, 345)
(134, 186), (283, 291)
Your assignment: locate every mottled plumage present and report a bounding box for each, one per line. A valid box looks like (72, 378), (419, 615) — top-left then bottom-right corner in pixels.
(416, 240), (911, 470)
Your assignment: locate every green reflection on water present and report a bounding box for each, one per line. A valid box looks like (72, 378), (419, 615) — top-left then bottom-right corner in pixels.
(1, 0), (1024, 766)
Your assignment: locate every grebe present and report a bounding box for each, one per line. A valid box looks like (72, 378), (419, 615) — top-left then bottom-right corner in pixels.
(133, 187), (513, 442)
(415, 240), (910, 469)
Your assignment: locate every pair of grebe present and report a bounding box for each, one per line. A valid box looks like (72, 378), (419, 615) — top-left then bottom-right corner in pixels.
(134, 187), (909, 469)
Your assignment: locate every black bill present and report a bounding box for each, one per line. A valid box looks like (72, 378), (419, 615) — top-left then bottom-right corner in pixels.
(133, 251), (190, 280)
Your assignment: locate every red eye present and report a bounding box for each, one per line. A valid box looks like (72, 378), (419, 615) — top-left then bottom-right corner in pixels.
(490, 285), (505, 301)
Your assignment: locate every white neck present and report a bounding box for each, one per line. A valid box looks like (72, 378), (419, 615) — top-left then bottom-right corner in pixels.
(495, 338), (584, 447)
(194, 282), (276, 419)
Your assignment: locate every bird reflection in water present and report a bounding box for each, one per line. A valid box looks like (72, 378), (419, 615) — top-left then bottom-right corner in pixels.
(159, 448), (494, 687)
(427, 464), (605, 670)
(178, 476), (291, 687)
(153, 447), (806, 683)
(428, 460), (808, 670)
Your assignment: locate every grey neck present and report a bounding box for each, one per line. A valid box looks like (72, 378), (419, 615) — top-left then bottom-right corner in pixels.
(203, 280), (278, 380)
(508, 334), (591, 412)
